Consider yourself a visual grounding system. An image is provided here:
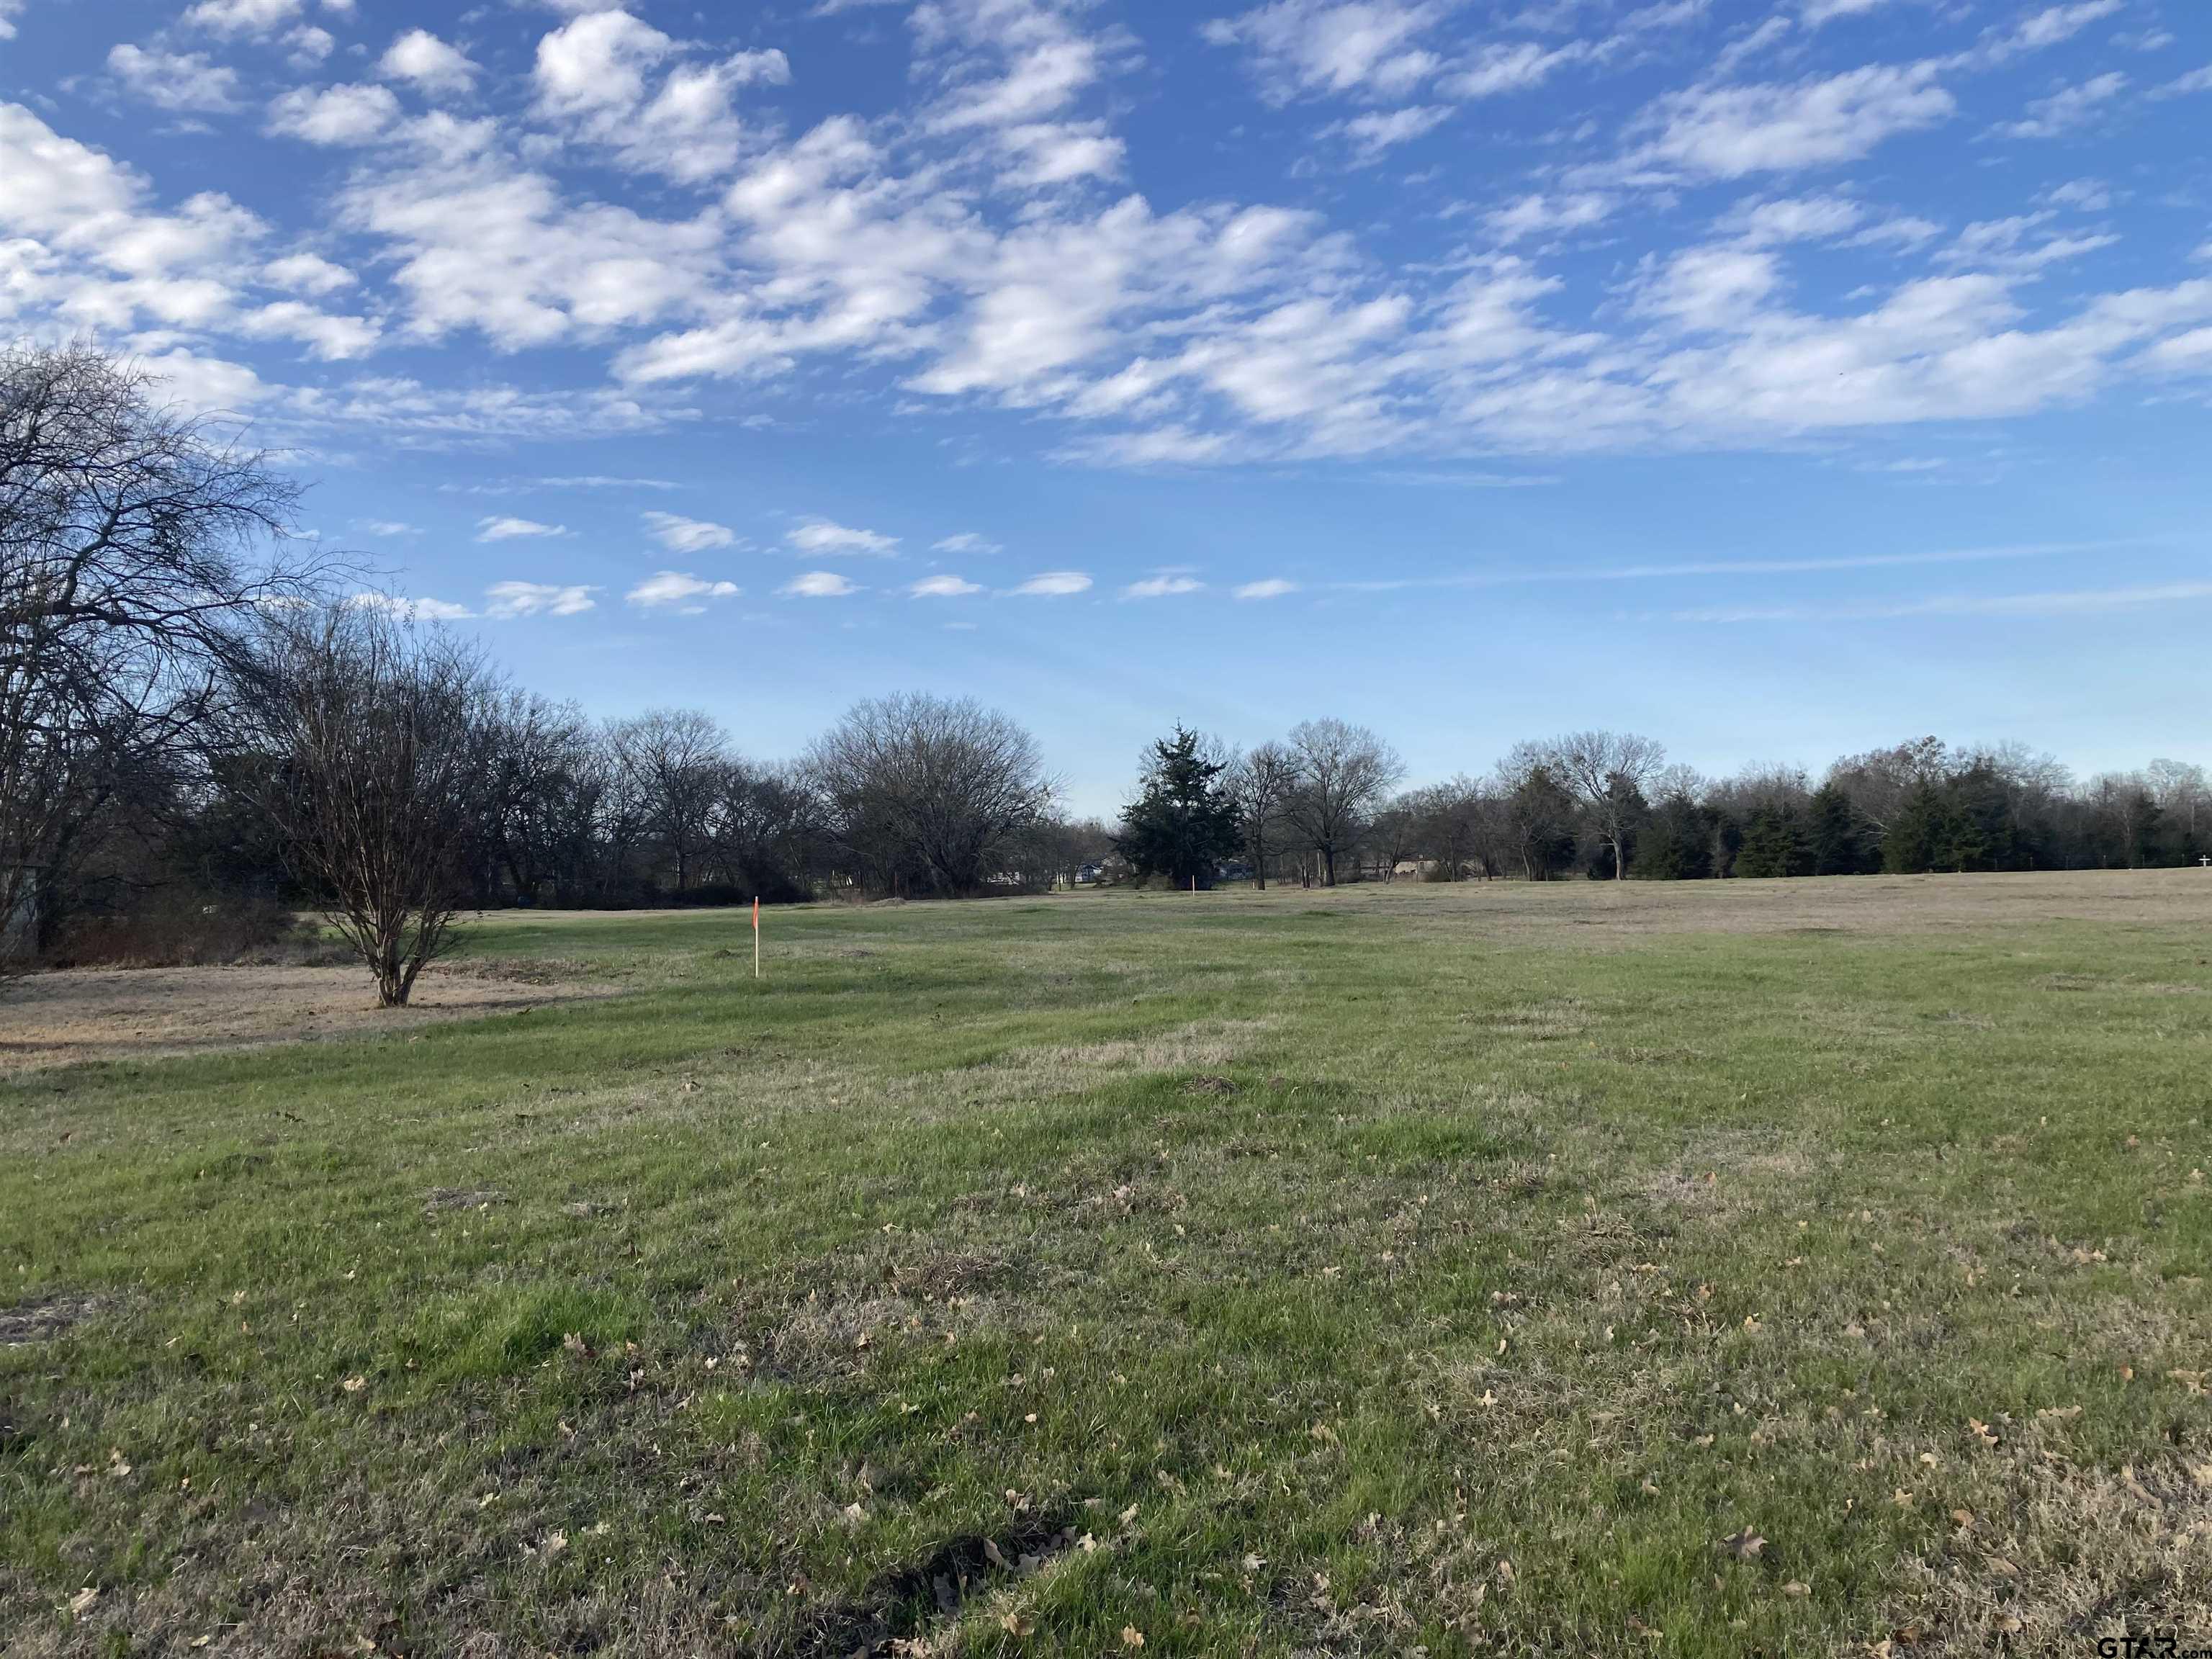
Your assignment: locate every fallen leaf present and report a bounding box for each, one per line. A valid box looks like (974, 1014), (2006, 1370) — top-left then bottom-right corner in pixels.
(1001, 1613), (1033, 1637)
(1719, 1529), (1766, 1563)
(1783, 1581), (1809, 1597)
(68, 1586), (99, 1617)
(342, 1376), (365, 1393)
(1120, 1627), (1146, 1648)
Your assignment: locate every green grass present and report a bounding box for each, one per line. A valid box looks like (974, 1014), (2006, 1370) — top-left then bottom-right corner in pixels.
(4, 878), (2210, 1656)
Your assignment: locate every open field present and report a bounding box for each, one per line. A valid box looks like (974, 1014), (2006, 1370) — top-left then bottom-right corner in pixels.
(4, 871), (2209, 1656)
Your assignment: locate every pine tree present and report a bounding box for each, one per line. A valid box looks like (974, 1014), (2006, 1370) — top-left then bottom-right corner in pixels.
(1808, 783), (1871, 876)
(1735, 804), (1814, 878)
(1883, 780), (1956, 874)
(1116, 727), (1243, 889)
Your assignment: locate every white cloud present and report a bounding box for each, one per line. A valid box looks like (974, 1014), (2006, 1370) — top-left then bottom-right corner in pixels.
(355, 519), (418, 536)
(184, 0), (303, 37)
(1979, 1), (2123, 63)
(626, 570), (740, 608)
(788, 518), (899, 554)
(1203, 1), (1444, 104)
(2163, 64), (2212, 97)
(267, 84), (403, 146)
(0, 0), (24, 42)
(1123, 573), (1205, 598)
(533, 9), (789, 183)
(348, 590), (473, 622)
(263, 251), (356, 295)
(1334, 105), (1449, 160)
(1801, 0), (1897, 23)
(485, 580), (597, 617)
(1012, 570), (1092, 595)
(644, 511), (737, 552)
(932, 531), (1002, 554)
(909, 573), (984, 596)
(476, 515), (570, 541)
(782, 570), (860, 596)
(1442, 41), (1589, 101)
(380, 30), (481, 98)
(107, 45), (241, 113)
(1234, 578), (1299, 599)
(285, 25), (334, 68)
(1990, 72), (2128, 140)
(1485, 192), (1614, 245)
(1629, 63), (1955, 178)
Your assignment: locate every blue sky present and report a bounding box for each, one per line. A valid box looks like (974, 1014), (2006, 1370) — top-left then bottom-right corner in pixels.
(4, 0), (2209, 814)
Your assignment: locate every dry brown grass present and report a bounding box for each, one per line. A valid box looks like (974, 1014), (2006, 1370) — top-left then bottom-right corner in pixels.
(0, 961), (618, 1072)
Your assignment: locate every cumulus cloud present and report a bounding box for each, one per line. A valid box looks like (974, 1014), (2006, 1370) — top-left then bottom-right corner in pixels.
(380, 30), (481, 98)
(107, 45), (241, 113)
(267, 84), (403, 146)
(1012, 570), (1092, 595)
(626, 570), (741, 608)
(909, 573), (984, 596)
(476, 515), (570, 541)
(782, 570), (860, 596)
(485, 580), (597, 617)
(788, 518), (899, 554)
(533, 9), (789, 182)
(644, 511), (738, 552)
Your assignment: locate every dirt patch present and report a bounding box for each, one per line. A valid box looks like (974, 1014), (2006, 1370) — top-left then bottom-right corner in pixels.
(0, 1292), (102, 1345)
(0, 962), (619, 1074)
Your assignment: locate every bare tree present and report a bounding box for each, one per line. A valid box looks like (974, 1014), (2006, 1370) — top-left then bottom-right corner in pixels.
(0, 342), (316, 956)
(2148, 758), (2208, 845)
(1540, 730), (1666, 881)
(1278, 720), (1403, 887)
(252, 601), (497, 1006)
(1225, 741), (1297, 890)
(1403, 775), (1491, 879)
(611, 708), (729, 893)
(805, 693), (1055, 897)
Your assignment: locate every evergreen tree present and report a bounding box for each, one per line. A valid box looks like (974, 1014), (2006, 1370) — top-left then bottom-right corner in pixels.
(1735, 804), (1815, 878)
(1883, 780), (1958, 873)
(1116, 726), (1242, 889)
(1635, 792), (1713, 879)
(1807, 783), (1872, 875)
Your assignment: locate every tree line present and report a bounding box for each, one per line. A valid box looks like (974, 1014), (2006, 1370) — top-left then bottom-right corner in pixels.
(6, 342), (2206, 1002)
(1116, 723), (2208, 889)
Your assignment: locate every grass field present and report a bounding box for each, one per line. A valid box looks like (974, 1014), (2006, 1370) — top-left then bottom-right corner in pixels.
(4, 873), (2209, 1657)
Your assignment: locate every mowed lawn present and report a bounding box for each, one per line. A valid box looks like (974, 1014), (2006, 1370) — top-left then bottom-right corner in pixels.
(4, 875), (2210, 1658)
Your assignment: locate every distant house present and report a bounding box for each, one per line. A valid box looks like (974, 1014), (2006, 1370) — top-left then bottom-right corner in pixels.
(1076, 862), (1105, 886)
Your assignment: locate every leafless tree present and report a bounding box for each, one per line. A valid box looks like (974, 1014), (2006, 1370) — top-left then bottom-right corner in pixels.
(251, 601), (498, 1006)
(805, 693), (1056, 896)
(1224, 740), (1298, 890)
(1402, 775), (1492, 879)
(1280, 719), (1402, 887)
(1824, 737), (1949, 837)
(611, 708), (729, 892)
(0, 342), (317, 956)
(2148, 758), (2208, 844)
(1539, 729), (1666, 881)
